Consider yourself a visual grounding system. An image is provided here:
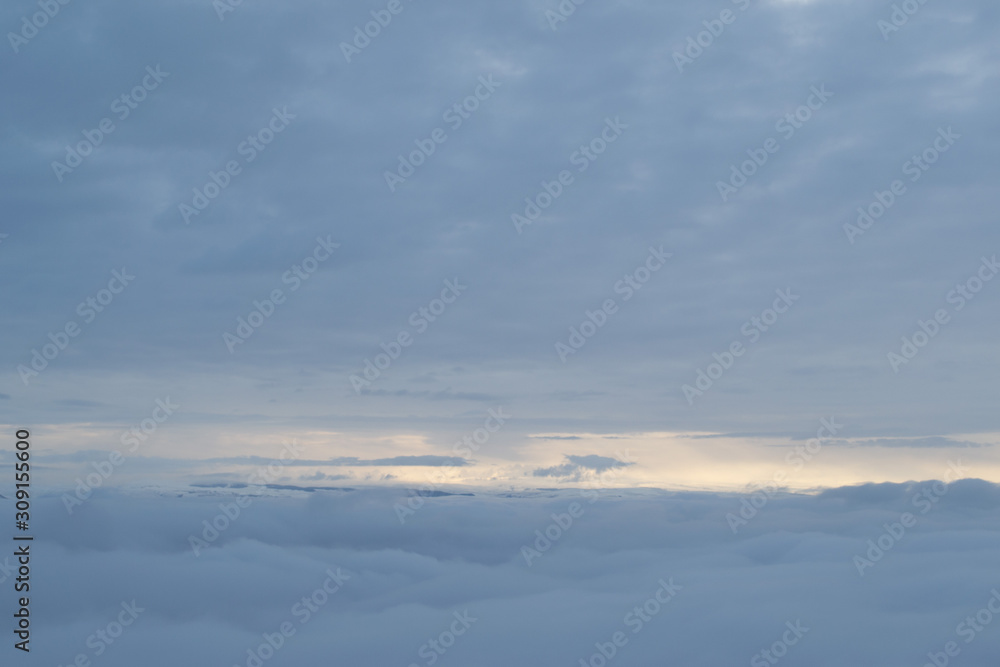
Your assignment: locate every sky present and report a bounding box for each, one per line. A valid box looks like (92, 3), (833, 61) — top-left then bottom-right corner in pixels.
(2, 0), (1000, 663)
(2, 0), (1000, 492)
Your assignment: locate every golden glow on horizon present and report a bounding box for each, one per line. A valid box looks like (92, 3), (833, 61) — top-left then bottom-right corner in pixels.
(13, 422), (1000, 492)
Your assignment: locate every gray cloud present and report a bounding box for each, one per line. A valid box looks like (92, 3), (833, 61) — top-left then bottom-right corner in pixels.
(0, 0), (996, 447)
(30, 452), (470, 468)
(826, 437), (990, 449)
(5, 478), (999, 666)
(3, 2), (1000, 663)
(533, 454), (634, 477)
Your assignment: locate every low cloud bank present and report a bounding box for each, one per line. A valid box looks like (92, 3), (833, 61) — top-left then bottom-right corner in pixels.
(6, 479), (1000, 665)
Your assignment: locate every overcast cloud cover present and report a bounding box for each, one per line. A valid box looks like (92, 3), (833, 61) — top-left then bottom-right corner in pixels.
(2, 0), (1000, 663)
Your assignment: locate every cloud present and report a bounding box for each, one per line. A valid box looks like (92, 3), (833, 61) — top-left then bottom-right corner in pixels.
(0, 0), (997, 454)
(299, 471), (351, 482)
(361, 455), (470, 467)
(54, 399), (105, 408)
(825, 437), (990, 449)
(533, 454), (634, 477)
(8, 478), (1000, 666)
(357, 388), (501, 401)
(3, 1), (999, 662)
(23, 453), (470, 468)
(205, 454), (472, 467)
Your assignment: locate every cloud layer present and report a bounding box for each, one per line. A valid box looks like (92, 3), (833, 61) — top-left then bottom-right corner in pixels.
(10, 480), (1000, 666)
